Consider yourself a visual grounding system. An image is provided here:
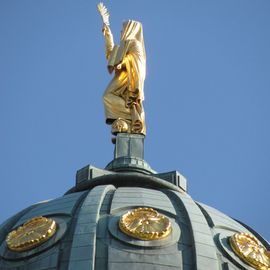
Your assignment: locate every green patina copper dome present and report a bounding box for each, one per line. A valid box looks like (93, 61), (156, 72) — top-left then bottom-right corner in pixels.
(0, 134), (269, 270)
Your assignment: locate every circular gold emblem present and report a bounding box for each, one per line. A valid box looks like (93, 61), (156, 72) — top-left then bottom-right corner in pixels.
(6, 216), (57, 252)
(119, 207), (172, 240)
(229, 232), (270, 270)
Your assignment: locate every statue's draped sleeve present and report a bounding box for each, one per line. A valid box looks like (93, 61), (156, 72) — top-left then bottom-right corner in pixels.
(103, 25), (114, 60)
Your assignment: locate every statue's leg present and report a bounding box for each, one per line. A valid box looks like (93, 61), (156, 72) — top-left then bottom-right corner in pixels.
(103, 76), (131, 124)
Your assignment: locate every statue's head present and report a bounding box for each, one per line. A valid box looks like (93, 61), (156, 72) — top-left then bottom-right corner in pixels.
(121, 20), (143, 42)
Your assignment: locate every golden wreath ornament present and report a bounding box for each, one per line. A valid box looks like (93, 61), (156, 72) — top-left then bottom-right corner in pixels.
(6, 216), (57, 252)
(119, 207), (172, 240)
(229, 232), (270, 270)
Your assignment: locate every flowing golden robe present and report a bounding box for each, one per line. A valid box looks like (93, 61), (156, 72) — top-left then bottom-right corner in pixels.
(102, 20), (146, 134)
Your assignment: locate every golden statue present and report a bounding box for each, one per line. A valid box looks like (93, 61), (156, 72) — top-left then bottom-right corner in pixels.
(97, 3), (146, 136)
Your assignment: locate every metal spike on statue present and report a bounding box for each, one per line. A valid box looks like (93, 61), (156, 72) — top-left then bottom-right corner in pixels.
(97, 3), (146, 140)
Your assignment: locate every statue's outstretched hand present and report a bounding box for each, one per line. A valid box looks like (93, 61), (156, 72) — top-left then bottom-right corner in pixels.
(102, 24), (110, 36)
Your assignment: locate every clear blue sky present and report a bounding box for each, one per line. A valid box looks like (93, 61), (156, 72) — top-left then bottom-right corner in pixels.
(1, 1), (270, 241)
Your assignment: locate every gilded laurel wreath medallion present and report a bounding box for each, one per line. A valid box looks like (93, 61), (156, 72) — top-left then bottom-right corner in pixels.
(229, 232), (270, 270)
(119, 207), (172, 240)
(6, 216), (57, 252)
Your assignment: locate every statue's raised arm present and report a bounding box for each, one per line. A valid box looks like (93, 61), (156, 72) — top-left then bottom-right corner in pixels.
(97, 3), (146, 138)
(97, 3), (114, 61)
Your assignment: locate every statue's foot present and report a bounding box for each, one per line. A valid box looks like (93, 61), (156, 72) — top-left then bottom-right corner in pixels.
(111, 118), (130, 135)
(131, 120), (146, 135)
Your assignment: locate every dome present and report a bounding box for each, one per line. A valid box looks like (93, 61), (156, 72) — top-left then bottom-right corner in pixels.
(0, 134), (269, 270)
